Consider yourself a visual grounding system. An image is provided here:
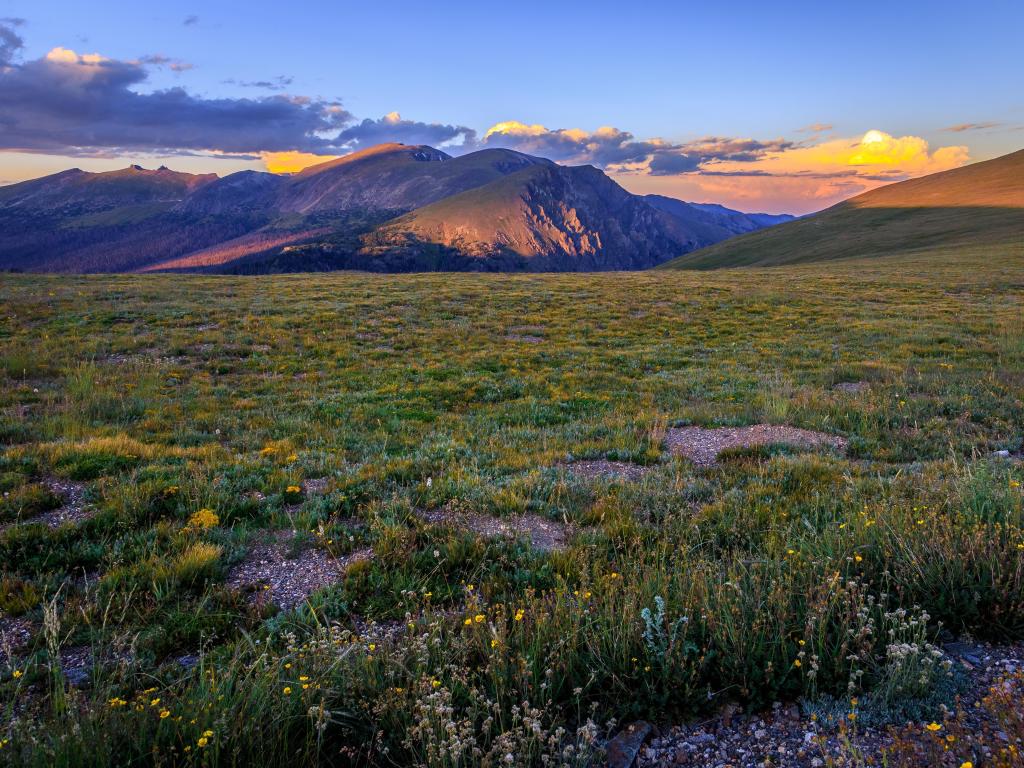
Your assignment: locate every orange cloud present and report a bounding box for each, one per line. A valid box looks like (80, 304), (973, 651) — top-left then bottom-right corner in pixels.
(261, 150), (338, 174)
(617, 130), (969, 214)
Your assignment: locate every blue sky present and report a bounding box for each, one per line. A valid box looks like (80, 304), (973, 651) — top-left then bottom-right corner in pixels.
(1, 0), (1022, 212)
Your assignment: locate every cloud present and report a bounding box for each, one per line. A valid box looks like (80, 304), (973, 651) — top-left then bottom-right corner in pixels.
(0, 29), (352, 155)
(798, 122), (833, 133)
(942, 121), (1001, 132)
(226, 75), (294, 91)
(618, 129), (969, 214)
(261, 150), (337, 174)
(183, 15), (199, 26)
(138, 54), (193, 73)
(336, 111), (476, 149)
(482, 121), (661, 166)
(0, 17), (24, 66)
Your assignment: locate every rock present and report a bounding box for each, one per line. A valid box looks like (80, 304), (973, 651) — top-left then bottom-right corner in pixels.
(994, 450), (1011, 458)
(607, 721), (654, 768)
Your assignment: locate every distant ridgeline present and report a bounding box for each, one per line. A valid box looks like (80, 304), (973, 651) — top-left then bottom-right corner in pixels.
(0, 143), (792, 274)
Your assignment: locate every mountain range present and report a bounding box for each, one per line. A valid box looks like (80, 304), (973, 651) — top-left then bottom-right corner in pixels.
(663, 147), (1024, 269)
(0, 144), (792, 273)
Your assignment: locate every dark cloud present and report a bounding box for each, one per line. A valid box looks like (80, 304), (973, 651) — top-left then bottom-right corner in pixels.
(943, 121), (1001, 132)
(337, 112), (476, 149)
(0, 25), (352, 155)
(183, 15), (199, 26)
(0, 17), (24, 66)
(482, 122), (796, 176)
(648, 137), (795, 176)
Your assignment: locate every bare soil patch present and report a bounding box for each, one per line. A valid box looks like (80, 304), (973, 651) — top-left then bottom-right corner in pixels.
(226, 530), (371, 611)
(665, 425), (847, 467)
(419, 505), (569, 552)
(562, 459), (652, 482)
(505, 334), (545, 344)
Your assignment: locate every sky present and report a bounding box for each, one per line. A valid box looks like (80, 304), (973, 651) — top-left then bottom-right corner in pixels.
(0, 0), (1022, 213)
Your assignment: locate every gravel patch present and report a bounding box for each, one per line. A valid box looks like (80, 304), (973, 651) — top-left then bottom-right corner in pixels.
(665, 425), (847, 467)
(833, 381), (870, 394)
(0, 615), (33, 665)
(1, 478), (95, 532)
(419, 505), (569, 552)
(35, 478), (94, 528)
(226, 530), (372, 611)
(562, 459), (652, 482)
(634, 643), (1023, 767)
(303, 477), (331, 495)
(505, 334), (545, 344)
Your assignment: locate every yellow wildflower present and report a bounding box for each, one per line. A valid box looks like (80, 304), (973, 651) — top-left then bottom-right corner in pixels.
(283, 686), (292, 695)
(474, 614), (485, 623)
(160, 710), (170, 719)
(926, 722), (941, 732)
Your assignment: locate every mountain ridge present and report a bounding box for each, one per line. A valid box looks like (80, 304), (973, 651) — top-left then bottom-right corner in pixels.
(0, 144), (794, 273)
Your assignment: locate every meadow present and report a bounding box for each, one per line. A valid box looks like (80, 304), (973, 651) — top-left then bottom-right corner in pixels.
(1, 243), (1023, 766)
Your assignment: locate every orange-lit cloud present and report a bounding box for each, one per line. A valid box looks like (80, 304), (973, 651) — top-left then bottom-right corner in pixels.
(616, 130), (969, 214)
(261, 150), (338, 174)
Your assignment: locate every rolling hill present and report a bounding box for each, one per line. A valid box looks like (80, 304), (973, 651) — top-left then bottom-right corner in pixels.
(661, 148), (1024, 269)
(0, 144), (793, 273)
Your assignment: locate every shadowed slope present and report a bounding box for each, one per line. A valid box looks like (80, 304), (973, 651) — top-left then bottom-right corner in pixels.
(661, 148), (1024, 269)
(360, 163), (699, 271)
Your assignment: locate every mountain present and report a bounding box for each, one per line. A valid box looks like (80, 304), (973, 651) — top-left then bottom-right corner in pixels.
(0, 144), (793, 273)
(661, 148), (1024, 270)
(644, 196), (794, 237)
(359, 164), (715, 271)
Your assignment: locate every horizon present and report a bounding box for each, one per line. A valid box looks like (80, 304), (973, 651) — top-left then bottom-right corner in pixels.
(1, 1), (1022, 215)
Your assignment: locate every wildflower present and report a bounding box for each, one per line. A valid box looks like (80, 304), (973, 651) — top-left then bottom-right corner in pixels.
(160, 710), (171, 719)
(431, 679), (441, 688)
(610, 571), (620, 579)
(961, 762), (973, 768)
(283, 687), (292, 695)
(491, 639), (499, 648)
(464, 618), (473, 626)
(848, 712), (856, 721)
(474, 614), (485, 623)
(286, 485), (301, 494)
(793, 659), (801, 667)
(1010, 480), (1020, 489)
(203, 730), (214, 738)
(150, 698), (161, 707)
(467, 583), (474, 591)
(514, 609), (525, 621)
(299, 675), (310, 681)
(11, 670), (22, 679)
(198, 737), (209, 748)
(287, 453), (298, 462)
(186, 508), (219, 530)
(926, 722), (941, 732)
(798, 639), (805, 646)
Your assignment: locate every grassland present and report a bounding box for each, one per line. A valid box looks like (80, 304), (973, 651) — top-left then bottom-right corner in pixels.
(0, 243), (1023, 766)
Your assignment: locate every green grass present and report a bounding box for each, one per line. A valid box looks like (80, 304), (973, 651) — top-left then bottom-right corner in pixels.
(0, 243), (1022, 765)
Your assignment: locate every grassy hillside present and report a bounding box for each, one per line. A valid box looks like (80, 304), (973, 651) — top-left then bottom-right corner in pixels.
(662, 148), (1024, 269)
(0, 243), (1022, 765)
